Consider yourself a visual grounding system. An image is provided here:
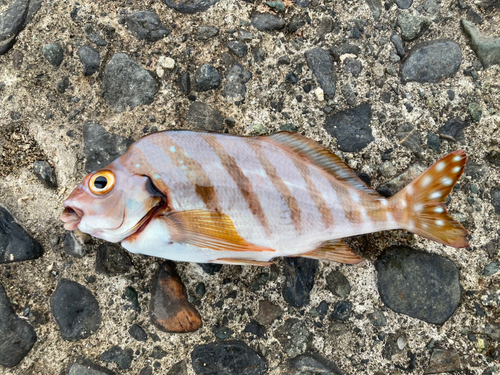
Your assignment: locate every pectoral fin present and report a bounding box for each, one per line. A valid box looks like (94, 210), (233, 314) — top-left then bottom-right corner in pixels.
(213, 258), (274, 266)
(163, 210), (276, 253)
(298, 239), (363, 264)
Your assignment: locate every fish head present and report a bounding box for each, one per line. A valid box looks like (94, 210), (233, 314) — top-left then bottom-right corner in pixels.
(61, 165), (164, 242)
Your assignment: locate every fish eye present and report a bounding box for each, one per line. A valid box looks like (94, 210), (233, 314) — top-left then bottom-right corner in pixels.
(89, 170), (115, 195)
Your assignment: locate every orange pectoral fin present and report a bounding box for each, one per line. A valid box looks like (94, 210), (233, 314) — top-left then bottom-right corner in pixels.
(297, 239), (364, 264)
(162, 210), (276, 253)
(212, 258), (275, 266)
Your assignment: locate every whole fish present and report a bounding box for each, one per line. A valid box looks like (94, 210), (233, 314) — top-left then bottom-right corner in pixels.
(61, 131), (469, 265)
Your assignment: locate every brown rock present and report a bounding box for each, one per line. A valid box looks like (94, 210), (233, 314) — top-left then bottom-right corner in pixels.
(150, 262), (202, 333)
(425, 349), (461, 374)
(255, 300), (283, 326)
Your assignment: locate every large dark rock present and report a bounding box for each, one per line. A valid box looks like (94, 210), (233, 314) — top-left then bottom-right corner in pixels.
(375, 246), (461, 324)
(288, 353), (344, 375)
(125, 11), (170, 42)
(251, 13), (286, 32)
(50, 279), (102, 340)
(401, 40), (462, 83)
(305, 48), (337, 97)
(191, 341), (268, 375)
(0, 283), (36, 367)
(324, 103), (374, 152)
(0, 205), (43, 263)
(164, 0), (219, 13)
(67, 357), (116, 375)
(82, 121), (133, 173)
(102, 53), (158, 112)
(426, 349), (462, 374)
(462, 19), (500, 69)
(95, 243), (132, 275)
(282, 257), (318, 308)
(187, 102), (224, 132)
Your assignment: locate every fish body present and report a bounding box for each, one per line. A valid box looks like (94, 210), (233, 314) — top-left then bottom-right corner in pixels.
(61, 131), (469, 265)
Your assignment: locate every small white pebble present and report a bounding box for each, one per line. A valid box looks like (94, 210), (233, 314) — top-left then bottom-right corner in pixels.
(397, 336), (406, 350)
(158, 56), (175, 69)
(156, 66), (164, 78)
(314, 87), (324, 101)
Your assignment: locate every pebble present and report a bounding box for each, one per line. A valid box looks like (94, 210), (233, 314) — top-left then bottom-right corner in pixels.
(178, 72), (191, 95)
(42, 43), (64, 68)
(425, 349), (462, 374)
(61, 231), (87, 258)
(50, 279), (101, 340)
(193, 64), (221, 92)
(402, 39), (461, 82)
(67, 358), (116, 375)
(158, 56), (175, 70)
(129, 324), (148, 341)
(196, 25), (219, 40)
(56, 76), (70, 93)
(32, 160), (57, 189)
(77, 45), (100, 76)
(212, 325), (233, 340)
(198, 263), (222, 274)
(314, 87), (324, 101)
(191, 341), (268, 375)
(461, 19), (500, 67)
(125, 11), (170, 42)
(326, 271), (351, 298)
(324, 103), (374, 152)
(0, 283), (36, 368)
(255, 300), (283, 325)
(438, 117), (468, 142)
(331, 301), (352, 321)
(491, 189), (500, 214)
(288, 353), (344, 374)
(305, 48), (337, 97)
(275, 318), (311, 357)
(82, 121), (133, 173)
(468, 102), (483, 122)
(427, 131), (441, 152)
(168, 361), (187, 375)
(223, 65), (251, 102)
(365, 0), (383, 20)
(164, 0), (219, 13)
(100, 346), (133, 370)
(287, 15), (306, 33)
(102, 53), (158, 113)
(228, 41), (248, 58)
(396, 0), (413, 9)
(483, 322), (500, 341)
(150, 262), (202, 333)
(286, 71), (298, 84)
(250, 13), (286, 32)
(368, 309), (387, 327)
(95, 243), (132, 275)
(379, 161), (397, 178)
(397, 13), (431, 42)
(0, 205), (43, 263)
(341, 83), (357, 106)
(375, 246), (461, 324)
(187, 102), (224, 132)
(343, 58), (362, 77)
(282, 257), (318, 308)
(398, 123), (422, 157)
(391, 33), (406, 57)
(244, 320), (267, 337)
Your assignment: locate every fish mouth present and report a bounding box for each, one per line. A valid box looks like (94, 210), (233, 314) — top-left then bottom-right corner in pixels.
(61, 206), (83, 231)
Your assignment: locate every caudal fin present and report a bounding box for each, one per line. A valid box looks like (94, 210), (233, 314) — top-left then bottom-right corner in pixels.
(390, 151), (469, 248)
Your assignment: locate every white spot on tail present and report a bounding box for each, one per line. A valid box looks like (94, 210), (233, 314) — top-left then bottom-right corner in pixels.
(170, 146), (176, 152)
(452, 166), (461, 173)
(441, 177), (453, 186)
(408, 220), (415, 231)
(452, 155), (463, 162)
(436, 161), (446, 172)
(429, 191), (442, 200)
(435, 220), (444, 226)
(381, 199), (388, 207)
(386, 212), (395, 222)
(400, 199), (407, 209)
(414, 204), (423, 212)
(421, 176), (432, 188)
(350, 191), (360, 203)
(407, 185), (414, 195)
(422, 223), (429, 229)
(434, 206), (444, 213)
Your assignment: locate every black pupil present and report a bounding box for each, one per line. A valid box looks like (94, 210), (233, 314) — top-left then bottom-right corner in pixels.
(94, 176), (108, 189)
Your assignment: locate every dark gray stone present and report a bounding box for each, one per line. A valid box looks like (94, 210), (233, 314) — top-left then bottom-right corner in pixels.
(178, 72), (191, 95)
(484, 262), (500, 276)
(331, 301), (352, 321)
(331, 43), (361, 60)
(396, 0), (413, 9)
(365, 0), (383, 20)
(223, 65), (250, 102)
(397, 13), (431, 42)
(462, 19), (500, 69)
(187, 102), (224, 131)
(401, 40), (462, 83)
(491, 188), (500, 214)
(102, 53), (158, 112)
(282, 257), (318, 308)
(77, 45), (100, 76)
(343, 58), (362, 77)
(33, 160), (57, 189)
(193, 64), (221, 92)
(100, 346), (133, 370)
(326, 271), (351, 298)
(368, 309), (387, 327)
(196, 25), (219, 40)
(287, 15), (306, 33)
(253, 47), (266, 64)
(468, 102), (482, 122)
(251, 13), (286, 32)
(475, 0), (500, 8)
(151, 345), (168, 359)
(168, 361), (188, 375)
(212, 325), (234, 340)
(56, 76), (70, 93)
(286, 71), (298, 84)
(375, 246), (461, 324)
(129, 324), (148, 341)
(0, 283), (36, 367)
(83, 24), (107, 46)
(275, 318), (311, 357)
(391, 33), (405, 57)
(62, 232), (86, 258)
(82, 121), (133, 173)
(95, 243), (132, 275)
(191, 341), (268, 375)
(438, 118), (468, 142)
(0, 205), (43, 263)
(164, 0), (219, 13)
(67, 357), (116, 375)
(244, 320), (266, 338)
(316, 16), (333, 41)
(288, 353), (344, 375)
(427, 131), (441, 152)
(50, 279), (101, 340)
(423, 0), (439, 13)
(42, 43), (64, 68)
(341, 83), (357, 106)
(483, 322), (500, 341)
(227, 41), (248, 58)
(305, 48), (336, 97)
(426, 349), (462, 374)
(125, 11), (170, 42)
(324, 103), (374, 152)
(397, 123), (422, 156)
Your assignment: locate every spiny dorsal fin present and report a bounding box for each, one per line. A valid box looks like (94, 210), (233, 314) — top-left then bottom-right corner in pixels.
(298, 239), (364, 264)
(263, 132), (380, 198)
(162, 210), (276, 253)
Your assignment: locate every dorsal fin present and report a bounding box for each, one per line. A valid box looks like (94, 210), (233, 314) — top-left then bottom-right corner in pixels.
(263, 132), (380, 198)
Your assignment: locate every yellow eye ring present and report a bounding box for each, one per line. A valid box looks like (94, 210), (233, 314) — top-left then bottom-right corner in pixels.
(89, 170), (115, 195)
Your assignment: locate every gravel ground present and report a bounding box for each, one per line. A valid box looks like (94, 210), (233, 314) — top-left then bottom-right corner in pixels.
(1, 0), (500, 374)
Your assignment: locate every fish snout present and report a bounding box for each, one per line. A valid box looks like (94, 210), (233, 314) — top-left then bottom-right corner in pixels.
(61, 204), (83, 230)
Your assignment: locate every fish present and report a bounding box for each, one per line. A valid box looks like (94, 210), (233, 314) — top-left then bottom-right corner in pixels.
(61, 131), (469, 266)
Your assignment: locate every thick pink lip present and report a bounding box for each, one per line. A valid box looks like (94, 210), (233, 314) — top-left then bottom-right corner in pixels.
(61, 206), (83, 231)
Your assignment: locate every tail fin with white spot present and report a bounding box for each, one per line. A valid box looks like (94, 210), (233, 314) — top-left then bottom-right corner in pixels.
(390, 150), (469, 248)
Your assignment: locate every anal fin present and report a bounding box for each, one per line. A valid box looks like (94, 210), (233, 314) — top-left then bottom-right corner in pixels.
(212, 258), (274, 266)
(298, 239), (363, 264)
